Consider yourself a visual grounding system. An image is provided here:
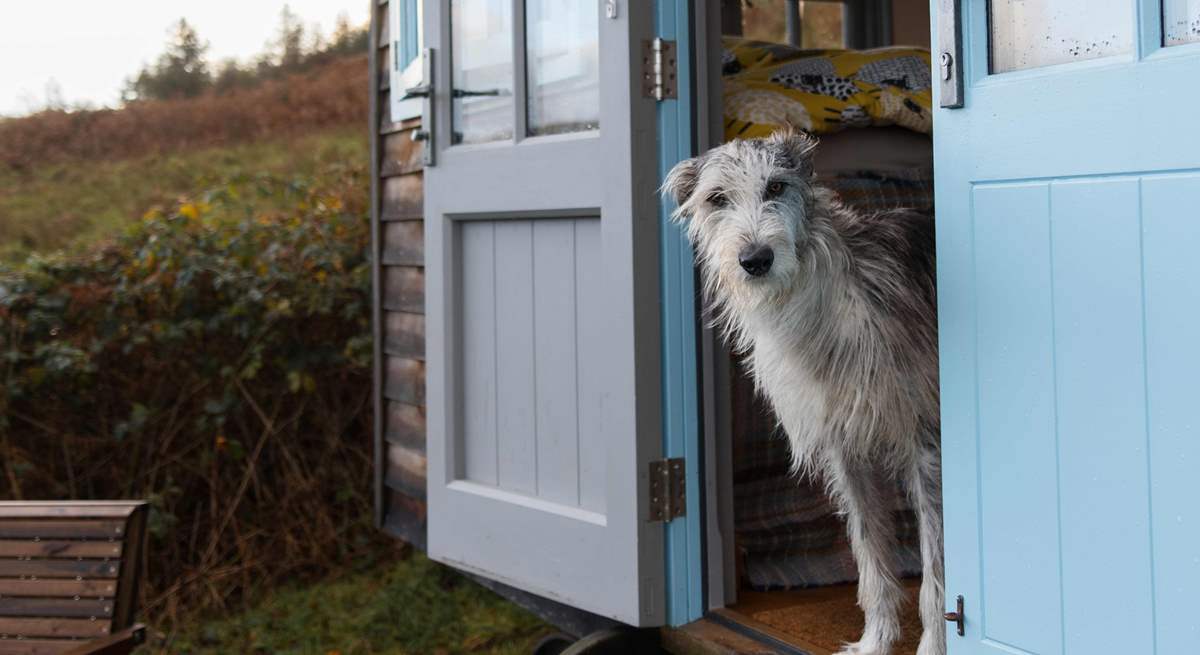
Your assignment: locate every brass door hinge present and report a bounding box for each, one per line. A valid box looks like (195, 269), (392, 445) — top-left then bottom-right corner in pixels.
(648, 458), (686, 522)
(641, 38), (678, 101)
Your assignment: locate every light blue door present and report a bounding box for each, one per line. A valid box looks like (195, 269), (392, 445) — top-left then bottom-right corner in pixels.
(933, 1), (1200, 653)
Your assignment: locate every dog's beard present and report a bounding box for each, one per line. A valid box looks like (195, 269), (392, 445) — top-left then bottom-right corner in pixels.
(700, 250), (802, 354)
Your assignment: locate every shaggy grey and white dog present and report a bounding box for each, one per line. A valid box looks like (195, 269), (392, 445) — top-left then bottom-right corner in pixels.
(664, 131), (943, 655)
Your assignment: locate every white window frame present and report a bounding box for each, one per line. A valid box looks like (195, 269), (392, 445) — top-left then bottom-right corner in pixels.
(390, 0), (425, 121)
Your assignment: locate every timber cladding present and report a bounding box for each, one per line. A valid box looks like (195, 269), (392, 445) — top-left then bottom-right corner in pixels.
(371, 0), (427, 549)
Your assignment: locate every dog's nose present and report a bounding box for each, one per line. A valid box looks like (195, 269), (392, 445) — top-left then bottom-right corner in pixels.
(738, 245), (774, 277)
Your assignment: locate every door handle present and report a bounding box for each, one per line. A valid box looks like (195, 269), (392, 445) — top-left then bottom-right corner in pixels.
(401, 83), (431, 100)
(451, 88), (503, 98)
(404, 49), (435, 166)
(938, 0), (963, 108)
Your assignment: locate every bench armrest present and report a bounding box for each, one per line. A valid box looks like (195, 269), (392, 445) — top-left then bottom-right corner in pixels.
(63, 625), (146, 655)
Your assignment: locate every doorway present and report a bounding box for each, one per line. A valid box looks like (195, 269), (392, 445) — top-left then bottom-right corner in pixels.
(704, 2), (933, 653)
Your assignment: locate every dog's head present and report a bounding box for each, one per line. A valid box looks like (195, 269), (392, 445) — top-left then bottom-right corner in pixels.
(663, 130), (819, 311)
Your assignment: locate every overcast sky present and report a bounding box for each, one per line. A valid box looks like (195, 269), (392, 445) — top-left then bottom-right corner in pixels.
(0, 1), (369, 116)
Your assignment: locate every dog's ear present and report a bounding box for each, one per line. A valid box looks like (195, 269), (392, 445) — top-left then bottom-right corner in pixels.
(662, 156), (702, 211)
(769, 129), (819, 178)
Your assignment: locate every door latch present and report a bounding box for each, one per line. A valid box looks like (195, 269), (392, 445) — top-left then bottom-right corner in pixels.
(937, 0), (963, 108)
(940, 52), (954, 82)
(403, 49), (435, 166)
(944, 594), (965, 636)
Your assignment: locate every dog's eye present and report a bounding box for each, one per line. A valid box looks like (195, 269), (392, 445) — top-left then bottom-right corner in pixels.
(766, 180), (785, 197)
(707, 192), (728, 208)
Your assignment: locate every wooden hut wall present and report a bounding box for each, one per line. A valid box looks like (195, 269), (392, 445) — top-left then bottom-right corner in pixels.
(371, 0), (428, 549)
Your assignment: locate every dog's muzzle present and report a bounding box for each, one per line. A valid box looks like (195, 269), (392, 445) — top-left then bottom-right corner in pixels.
(738, 244), (774, 277)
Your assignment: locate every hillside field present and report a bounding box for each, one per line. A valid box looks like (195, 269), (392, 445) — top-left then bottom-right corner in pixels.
(0, 127), (366, 262)
(1, 67), (550, 652)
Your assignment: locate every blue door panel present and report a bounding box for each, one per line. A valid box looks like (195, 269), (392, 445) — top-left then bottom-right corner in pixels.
(972, 183), (1062, 654)
(956, 173), (1200, 654)
(1143, 173), (1200, 652)
(1049, 179), (1154, 654)
(935, 4), (1200, 653)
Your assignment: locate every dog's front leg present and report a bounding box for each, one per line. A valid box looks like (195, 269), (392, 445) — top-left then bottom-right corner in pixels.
(826, 450), (903, 655)
(908, 449), (946, 655)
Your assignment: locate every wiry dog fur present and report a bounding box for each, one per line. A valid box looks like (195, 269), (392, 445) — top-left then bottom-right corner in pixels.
(664, 131), (944, 655)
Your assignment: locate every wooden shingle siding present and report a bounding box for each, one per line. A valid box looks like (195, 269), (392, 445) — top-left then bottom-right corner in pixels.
(381, 221), (423, 266)
(385, 401), (425, 449)
(383, 489), (427, 550)
(385, 445), (427, 496)
(381, 267), (424, 313)
(377, 48), (392, 92)
(376, 5), (389, 51)
(371, 0), (427, 545)
(382, 176), (424, 219)
(384, 357), (425, 406)
(381, 131), (425, 177)
(384, 311), (424, 359)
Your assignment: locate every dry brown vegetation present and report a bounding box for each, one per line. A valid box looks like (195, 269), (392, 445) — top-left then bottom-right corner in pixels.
(0, 55), (368, 171)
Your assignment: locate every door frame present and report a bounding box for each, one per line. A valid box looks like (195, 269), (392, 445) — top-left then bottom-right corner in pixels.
(658, 0), (739, 625)
(657, 0), (704, 627)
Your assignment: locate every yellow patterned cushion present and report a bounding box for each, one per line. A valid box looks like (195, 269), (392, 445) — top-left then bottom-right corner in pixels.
(722, 37), (933, 140)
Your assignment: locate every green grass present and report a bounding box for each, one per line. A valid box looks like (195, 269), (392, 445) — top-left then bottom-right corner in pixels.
(158, 550), (552, 655)
(0, 126), (367, 262)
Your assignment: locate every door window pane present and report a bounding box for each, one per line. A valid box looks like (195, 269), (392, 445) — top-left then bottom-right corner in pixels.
(990, 0), (1132, 73)
(525, 1), (600, 136)
(735, 0), (845, 49)
(451, 0), (514, 144)
(1164, 1), (1200, 45)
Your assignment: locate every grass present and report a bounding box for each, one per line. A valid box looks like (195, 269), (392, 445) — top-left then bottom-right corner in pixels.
(0, 125), (366, 262)
(155, 549), (552, 655)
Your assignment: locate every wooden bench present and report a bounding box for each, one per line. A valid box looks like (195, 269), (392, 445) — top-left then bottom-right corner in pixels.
(0, 502), (148, 655)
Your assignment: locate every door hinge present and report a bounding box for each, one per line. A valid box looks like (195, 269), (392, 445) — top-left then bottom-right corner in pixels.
(648, 458), (686, 522)
(944, 594), (965, 636)
(641, 38), (678, 101)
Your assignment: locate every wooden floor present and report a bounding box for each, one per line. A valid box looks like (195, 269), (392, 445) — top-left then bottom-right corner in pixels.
(722, 580), (922, 655)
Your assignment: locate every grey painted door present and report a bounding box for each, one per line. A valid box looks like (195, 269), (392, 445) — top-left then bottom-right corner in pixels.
(420, 0), (665, 625)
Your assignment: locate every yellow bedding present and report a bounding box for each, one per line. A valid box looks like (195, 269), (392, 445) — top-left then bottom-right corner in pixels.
(722, 37), (933, 140)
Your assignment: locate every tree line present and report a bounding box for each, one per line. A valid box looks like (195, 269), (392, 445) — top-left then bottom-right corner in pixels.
(123, 6), (368, 103)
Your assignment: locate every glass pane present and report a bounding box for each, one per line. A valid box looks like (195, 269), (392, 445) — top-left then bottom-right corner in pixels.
(1164, 0), (1200, 45)
(451, 0), (514, 144)
(737, 0), (845, 48)
(990, 0), (1132, 73)
(799, 1), (845, 49)
(525, 1), (600, 136)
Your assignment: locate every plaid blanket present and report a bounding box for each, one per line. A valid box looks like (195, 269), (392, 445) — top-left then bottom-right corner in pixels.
(734, 171), (933, 590)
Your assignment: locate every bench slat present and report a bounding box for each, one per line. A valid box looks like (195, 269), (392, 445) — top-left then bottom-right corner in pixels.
(0, 599), (113, 620)
(0, 523), (125, 541)
(0, 543), (122, 560)
(0, 639), (83, 655)
(0, 562), (119, 580)
(0, 504), (141, 521)
(0, 618), (110, 639)
(0, 581), (118, 599)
